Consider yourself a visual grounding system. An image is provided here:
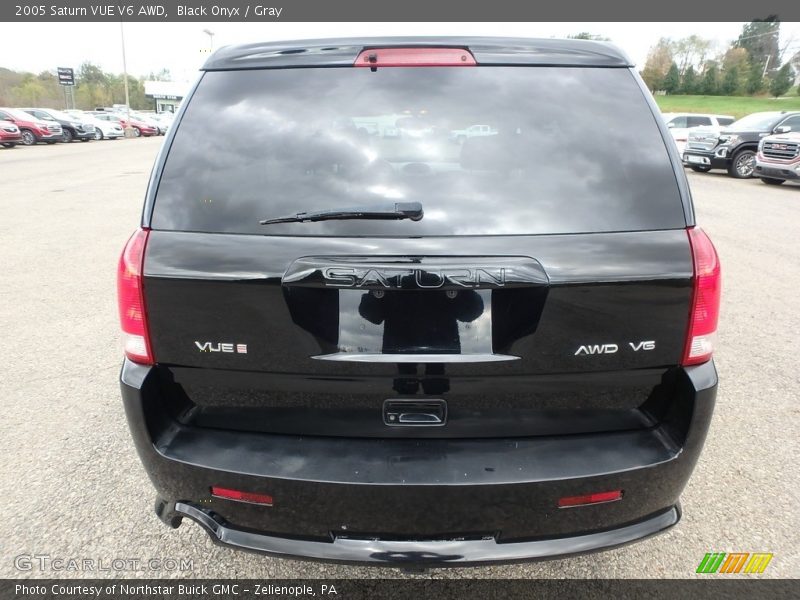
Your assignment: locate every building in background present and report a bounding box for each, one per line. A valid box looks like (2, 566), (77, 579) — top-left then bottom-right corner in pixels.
(143, 81), (190, 113)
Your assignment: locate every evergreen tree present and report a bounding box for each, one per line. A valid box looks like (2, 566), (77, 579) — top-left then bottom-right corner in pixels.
(681, 66), (699, 94)
(745, 63), (765, 95)
(720, 67), (740, 95)
(662, 62), (681, 94)
(735, 19), (780, 77)
(769, 63), (794, 97)
(701, 65), (719, 95)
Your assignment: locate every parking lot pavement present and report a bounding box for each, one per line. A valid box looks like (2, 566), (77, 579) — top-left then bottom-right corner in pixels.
(1, 138), (798, 579)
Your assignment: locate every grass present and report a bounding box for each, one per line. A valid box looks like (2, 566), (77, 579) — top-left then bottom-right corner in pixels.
(655, 93), (800, 119)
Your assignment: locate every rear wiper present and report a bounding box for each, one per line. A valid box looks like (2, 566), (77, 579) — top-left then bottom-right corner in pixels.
(259, 201), (423, 225)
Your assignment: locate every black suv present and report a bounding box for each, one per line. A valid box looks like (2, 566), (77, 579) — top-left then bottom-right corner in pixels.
(118, 38), (720, 567)
(683, 111), (800, 178)
(20, 107), (95, 142)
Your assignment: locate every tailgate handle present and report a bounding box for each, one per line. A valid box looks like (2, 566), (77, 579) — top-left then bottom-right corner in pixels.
(384, 400), (447, 426)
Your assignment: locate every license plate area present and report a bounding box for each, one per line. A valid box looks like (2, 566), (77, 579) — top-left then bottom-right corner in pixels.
(685, 154), (710, 165)
(338, 289), (493, 356)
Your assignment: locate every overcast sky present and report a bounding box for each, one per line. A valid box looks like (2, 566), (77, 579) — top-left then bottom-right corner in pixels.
(1, 22), (799, 82)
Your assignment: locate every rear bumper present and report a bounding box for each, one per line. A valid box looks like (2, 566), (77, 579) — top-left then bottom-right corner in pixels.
(174, 501), (679, 566)
(120, 359), (717, 567)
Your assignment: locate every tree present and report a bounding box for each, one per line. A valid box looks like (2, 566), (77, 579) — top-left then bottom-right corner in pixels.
(735, 18), (780, 77)
(701, 63), (719, 95)
(641, 38), (674, 91)
(769, 63), (794, 97)
(720, 66), (741, 95)
(13, 77), (45, 105)
(146, 68), (173, 82)
(745, 63), (765, 95)
(78, 61), (108, 86)
(673, 35), (713, 75)
(662, 62), (681, 94)
(681, 65), (699, 94)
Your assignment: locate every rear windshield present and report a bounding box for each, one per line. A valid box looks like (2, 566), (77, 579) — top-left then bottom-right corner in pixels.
(153, 67), (685, 236)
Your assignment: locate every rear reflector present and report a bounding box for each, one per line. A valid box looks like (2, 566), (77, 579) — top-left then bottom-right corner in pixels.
(211, 486), (273, 506)
(682, 228), (721, 366)
(558, 490), (623, 508)
(354, 47), (476, 68)
(117, 228), (153, 365)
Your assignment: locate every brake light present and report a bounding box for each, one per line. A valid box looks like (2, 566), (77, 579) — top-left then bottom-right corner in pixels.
(683, 228), (721, 366)
(211, 486), (273, 506)
(117, 228), (153, 364)
(558, 490), (623, 508)
(354, 47), (476, 68)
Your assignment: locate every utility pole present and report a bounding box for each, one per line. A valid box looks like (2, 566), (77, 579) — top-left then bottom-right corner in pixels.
(120, 21), (135, 137)
(203, 28), (215, 51)
(762, 55), (772, 78)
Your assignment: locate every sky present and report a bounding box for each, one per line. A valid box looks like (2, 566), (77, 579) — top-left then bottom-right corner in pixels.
(1, 22), (799, 82)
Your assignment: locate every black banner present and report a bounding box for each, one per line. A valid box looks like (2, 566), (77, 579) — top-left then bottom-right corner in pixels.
(1, 580), (798, 600)
(3, 0), (800, 22)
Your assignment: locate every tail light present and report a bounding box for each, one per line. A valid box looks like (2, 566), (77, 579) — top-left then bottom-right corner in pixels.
(117, 228), (153, 364)
(354, 47), (476, 68)
(211, 486), (273, 506)
(558, 490), (623, 508)
(682, 228), (721, 366)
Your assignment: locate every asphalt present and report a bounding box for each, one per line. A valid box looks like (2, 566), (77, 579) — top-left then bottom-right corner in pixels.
(0, 138), (798, 579)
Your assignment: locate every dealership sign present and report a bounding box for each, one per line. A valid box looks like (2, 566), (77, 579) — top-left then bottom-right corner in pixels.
(57, 67), (75, 86)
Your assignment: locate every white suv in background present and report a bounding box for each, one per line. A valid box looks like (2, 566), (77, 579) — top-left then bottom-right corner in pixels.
(662, 113), (735, 154)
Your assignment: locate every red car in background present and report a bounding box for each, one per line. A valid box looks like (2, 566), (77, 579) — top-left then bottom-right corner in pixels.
(0, 119), (23, 148)
(0, 107), (63, 145)
(92, 112), (159, 137)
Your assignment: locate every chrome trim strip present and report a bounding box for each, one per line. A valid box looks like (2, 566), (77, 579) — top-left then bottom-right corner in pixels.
(311, 352), (520, 363)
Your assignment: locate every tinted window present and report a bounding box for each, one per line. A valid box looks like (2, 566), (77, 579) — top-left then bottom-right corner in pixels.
(153, 67), (684, 236)
(717, 117), (735, 126)
(687, 116), (712, 127)
(778, 115), (800, 131)
(667, 116), (688, 128)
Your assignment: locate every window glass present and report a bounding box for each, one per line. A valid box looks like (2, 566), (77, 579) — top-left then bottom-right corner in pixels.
(153, 67), (685, 236)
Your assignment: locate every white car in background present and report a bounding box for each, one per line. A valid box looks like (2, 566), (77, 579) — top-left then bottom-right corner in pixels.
(64, 110), (124, 140)
(450, 124), (498, 142)
(662, 113), (735, 154)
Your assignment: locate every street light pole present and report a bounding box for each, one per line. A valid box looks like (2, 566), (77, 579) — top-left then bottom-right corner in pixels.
(120, 21), (135, 137)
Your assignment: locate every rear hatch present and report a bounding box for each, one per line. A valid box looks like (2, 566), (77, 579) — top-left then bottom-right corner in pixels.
(142, 45), (692, 439)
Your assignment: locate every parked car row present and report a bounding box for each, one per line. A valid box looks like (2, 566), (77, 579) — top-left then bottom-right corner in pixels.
(662, 112), (735, 154)
(0, 107), (174, 148)
(664, 110), (800, 186)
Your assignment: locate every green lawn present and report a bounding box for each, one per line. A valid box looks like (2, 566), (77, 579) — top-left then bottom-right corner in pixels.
(655, 94), (800, 119)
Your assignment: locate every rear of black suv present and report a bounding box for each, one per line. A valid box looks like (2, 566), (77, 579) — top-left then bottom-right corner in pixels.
(118, 38), (720, 567)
